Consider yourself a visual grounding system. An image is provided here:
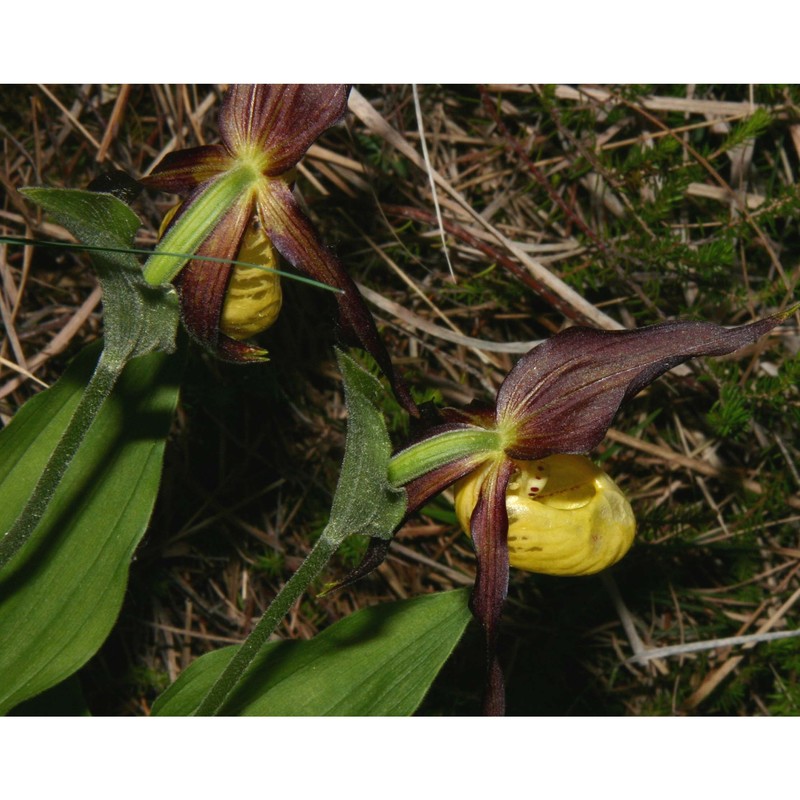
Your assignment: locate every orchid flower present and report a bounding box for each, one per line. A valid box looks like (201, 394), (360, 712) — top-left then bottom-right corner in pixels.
(382, 308), (797, 714)
(141, 84), (416, 414)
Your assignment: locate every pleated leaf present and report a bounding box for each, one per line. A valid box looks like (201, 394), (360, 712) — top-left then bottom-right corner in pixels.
(152, 588), (471, 716)
(0, 344), (181, 713)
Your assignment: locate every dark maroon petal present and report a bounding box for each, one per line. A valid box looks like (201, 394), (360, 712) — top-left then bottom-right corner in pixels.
(219, 84), (350, 176)
(321, 429), (494, 594)
(173, 196), (253, 353)
(257, 179), (418, 416)
(140, 144), (231, 194)
(468, 457), (514, 716)
(497, 312), (794, 460)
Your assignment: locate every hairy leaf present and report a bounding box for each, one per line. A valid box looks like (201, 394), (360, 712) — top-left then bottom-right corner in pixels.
(327, 350), (407, 542)
(20, 188), (179, 363)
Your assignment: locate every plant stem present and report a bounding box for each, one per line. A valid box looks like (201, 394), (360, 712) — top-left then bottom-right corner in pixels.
(194, 533), (340, 716)
(194, 427), (503, 715)
(0, 350), (122, 571)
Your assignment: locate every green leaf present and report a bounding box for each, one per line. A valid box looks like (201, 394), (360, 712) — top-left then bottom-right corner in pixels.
(327, 350), (407, 543)
(0, 187), (180, 570)
(153, 588), (471, 716)
(0, 343), (182, 714)
(20, 188), (179, 364)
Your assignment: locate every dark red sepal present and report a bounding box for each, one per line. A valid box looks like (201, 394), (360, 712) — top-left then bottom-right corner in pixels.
(219, 84), (350, 177)
(497, 313), (793, 460)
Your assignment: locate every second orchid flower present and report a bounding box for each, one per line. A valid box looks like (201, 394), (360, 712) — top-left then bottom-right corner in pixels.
(142, 84), (417, 414)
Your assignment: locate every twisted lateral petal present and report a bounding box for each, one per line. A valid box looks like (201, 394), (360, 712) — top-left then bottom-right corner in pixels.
(497, 312), (793, 460)
(467, 457), (514, 716)
(140, 145), (231, 193)
(256, 179), (418, 415)
(219, 84), (350, 176)
(440, 402), (497, 429)
(172, 196), (253, 357)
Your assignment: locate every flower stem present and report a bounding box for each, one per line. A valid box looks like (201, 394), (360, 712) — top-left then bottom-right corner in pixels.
(193, 428), (502, 715)
(194, 533), (340, 716)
